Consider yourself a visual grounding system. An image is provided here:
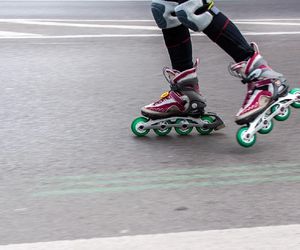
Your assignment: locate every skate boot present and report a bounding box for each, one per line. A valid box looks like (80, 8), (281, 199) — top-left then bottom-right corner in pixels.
(131, 60), (225, 136)
(230, 42), (300, 147)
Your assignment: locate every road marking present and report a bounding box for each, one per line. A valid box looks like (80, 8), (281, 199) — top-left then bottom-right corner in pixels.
(1, 31), (300, 39)
(1, 18), (300, 22)
(33, 164), (300, 197)
(3, 20), (159, 30)
(47, 163), (300, 180)
(13, 208), (28, 212)
(0, 31), (40, 37)
(235, 21), (300, 26)
(33, 175), (300, 197)
(0, 18), (300, 39)
(3, 20), (300, 30)
(1, 224), (300, 250)
(58, 168), (300, 187)
(0, 19), (154, 22)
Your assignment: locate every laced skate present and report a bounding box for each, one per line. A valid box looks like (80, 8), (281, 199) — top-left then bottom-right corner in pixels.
(131, 59), (225, 136)
(230, 42), (300, 147)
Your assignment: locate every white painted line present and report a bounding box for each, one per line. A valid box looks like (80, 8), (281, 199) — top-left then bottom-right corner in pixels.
(1, 224), (300, 250)
(235, 18), (300, 22)
(1, 31), (300, 39)
(235, 21), (300, 26)
(4, 20), (300, 30)
(241, 31), (300, 36)
(14, 208), (28, 212)
(1, 20), (159, 30)
(0, 19), (154, 22)
(0, 31), (40, 37)
(0, 18), (300, 22)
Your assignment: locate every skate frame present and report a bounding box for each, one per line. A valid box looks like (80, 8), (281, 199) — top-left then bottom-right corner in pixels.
(140, 112), (224, 131)
(242, 92), (300, 141)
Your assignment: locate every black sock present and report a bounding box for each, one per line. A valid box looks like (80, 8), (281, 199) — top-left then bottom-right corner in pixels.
(203, 12), (254, 62)
(162, 24), (193, 71)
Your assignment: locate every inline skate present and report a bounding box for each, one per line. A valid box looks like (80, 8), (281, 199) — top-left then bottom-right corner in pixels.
(131, 59), (225, 137)
(230, 42), (300, 147)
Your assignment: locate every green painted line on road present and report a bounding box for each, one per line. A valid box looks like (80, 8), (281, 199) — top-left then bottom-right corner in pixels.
(33, 174), (300, 197)
(57, 168), (300, 188)
(45, 163), (300, 182)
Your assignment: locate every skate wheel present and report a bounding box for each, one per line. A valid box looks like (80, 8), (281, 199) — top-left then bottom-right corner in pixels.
(271, 104), (291, 121)
(175, 119), (193, 135)
(153, 121), (172, 136)
(236, 126), (256, 148)
(196, 115), (214, 135)
(290, 88), (300, 108)
(258, 119), (274, 134)
(131, 117), (150, 137)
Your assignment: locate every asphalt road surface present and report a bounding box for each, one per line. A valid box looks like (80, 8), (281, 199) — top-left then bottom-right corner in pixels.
(0, 0), (300, 248)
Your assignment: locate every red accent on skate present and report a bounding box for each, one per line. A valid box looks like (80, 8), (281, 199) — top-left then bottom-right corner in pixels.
(231, 62), (244, 70)
(147, 101), (185, 113)
(245, 53), (259, 75)
(258, 65), (268, 70)
(173, 68), (196, 83)
(169, 91), (184, 105)
(145, 91), (186, 113)
(255, 79), (272, 87)
(239, 90), (272, 116)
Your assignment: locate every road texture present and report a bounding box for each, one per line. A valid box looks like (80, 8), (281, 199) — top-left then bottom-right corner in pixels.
(0, 0), (300, 248)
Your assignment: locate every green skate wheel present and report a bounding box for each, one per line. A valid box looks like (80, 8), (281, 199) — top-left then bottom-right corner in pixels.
(174, 119), (193, 135)
(196, 115), (214, 135)
(131, 117), (150, 137)
(258, 119), (274, 134)
(290, 88), (300, 108)
(271, 104), (291, 121)
(236, 126), (256, 148)
(153, 121), (172, 136)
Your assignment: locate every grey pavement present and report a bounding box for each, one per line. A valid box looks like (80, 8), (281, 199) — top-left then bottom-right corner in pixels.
(0, 0), (300, 246)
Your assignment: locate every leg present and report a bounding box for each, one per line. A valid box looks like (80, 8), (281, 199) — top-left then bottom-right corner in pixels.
(151, 0), (193, 71)
(175, 0), (254, 62)
(140, 0), (207, 119)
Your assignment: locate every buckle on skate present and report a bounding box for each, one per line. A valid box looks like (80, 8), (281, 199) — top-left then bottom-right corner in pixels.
(160, 91), (169, 99)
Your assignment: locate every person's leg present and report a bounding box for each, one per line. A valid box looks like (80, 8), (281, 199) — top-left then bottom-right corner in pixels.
(175, 0), (254, 62)
(175, 0), (286, 125)
(162, 24), (193, 72)
(140, 0), (207, 119)
(151, 0), (193, 71)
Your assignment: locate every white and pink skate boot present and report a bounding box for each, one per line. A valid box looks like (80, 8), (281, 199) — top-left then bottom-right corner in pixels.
(141, 60), (206, 119)
(230, 42), (288, 125)
(131, 60), (225, 137)
(230, 43), (300, 148)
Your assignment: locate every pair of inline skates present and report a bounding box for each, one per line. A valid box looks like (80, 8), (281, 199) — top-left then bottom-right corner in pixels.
(131, 44), (300, 147)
